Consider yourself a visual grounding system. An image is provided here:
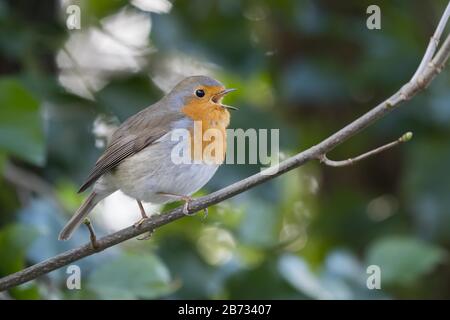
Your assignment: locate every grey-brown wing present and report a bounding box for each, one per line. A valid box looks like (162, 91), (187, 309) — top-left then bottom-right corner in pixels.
(78, 108), (182, 193)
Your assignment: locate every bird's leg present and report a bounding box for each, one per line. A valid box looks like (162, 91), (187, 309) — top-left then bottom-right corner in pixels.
(133, 200), (149, 228)
(83, 218), (99, 250)
(134, 200), (155, 240)
(179, 195), (194, 215)
(157, 192), (208, 217)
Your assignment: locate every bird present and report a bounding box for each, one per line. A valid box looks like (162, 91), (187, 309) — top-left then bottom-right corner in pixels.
(58, 75), (237, 242)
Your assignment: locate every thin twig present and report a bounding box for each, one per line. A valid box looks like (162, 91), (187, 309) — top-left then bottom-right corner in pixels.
(319, 132), (413, 167)
(1, 4), (450, 292)
(83, 218), (99, 250)
(411, 2), (450, 85)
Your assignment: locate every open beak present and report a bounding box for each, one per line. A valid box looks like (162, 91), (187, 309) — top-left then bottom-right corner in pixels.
(213, 88), (238, 110)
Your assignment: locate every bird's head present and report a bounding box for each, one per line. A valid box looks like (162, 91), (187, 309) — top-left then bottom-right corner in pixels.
(165, 76), (237, 121)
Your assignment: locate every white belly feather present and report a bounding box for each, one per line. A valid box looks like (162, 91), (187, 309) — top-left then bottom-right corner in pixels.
(97, 133), (219, 204)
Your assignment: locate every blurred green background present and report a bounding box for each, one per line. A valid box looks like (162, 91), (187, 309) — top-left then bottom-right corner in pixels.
(1, 0), (450, 299)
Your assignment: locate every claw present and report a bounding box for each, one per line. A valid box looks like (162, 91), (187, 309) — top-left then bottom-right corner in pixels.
(156, 192), (209, 217)
(202, 207), (208, 220)
(182, 196), (196, 216)
(133, 217), (148, 228)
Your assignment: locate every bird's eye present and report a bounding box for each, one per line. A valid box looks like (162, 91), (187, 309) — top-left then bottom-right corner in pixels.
(195, 89), (205, 98)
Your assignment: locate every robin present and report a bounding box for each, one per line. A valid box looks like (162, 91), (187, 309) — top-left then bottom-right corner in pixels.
(59, 75), (237, 241)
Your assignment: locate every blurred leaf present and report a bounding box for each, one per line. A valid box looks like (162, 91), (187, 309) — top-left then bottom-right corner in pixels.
(0, 224), (38, 275)
(366, 236), (446, 286)
(238, 201), (279, 247)
(321, 250), (389, 300)
(10, 283), (40, 300)
(55, 180), (84, 212)
(158, 237), (233, 299)
(278, 254), (334, 299)
(281, 61), (347, 103)
(280, 251), (389, 300)
(235, 244), (266, 268)
(82, 0), (128, 20)
(227, 257), (301, 299)
(97, 76), (160, 121)
(88, 253), (174, 299)
(0, 152), (6, 171)
(19, 198), (94, 266)
(0, 78), (44, 166)
(18, 198), (121, 289)
(403, 139), (450, 242)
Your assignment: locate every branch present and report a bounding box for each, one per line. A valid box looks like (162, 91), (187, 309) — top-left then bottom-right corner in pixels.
(2, 5), (450, 292)
(411, 2), (450, 84)
(319, 132), (413, 167)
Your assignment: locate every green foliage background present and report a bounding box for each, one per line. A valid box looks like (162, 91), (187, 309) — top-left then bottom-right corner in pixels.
(0, 0), (449, 299)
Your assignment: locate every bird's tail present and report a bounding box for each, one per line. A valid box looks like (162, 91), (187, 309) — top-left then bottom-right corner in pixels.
(58, 192), (101, 241)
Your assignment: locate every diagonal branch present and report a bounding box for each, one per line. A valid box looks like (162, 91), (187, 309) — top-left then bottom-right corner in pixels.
(2, 5), (450, 292)
(319, 132), (413, 167)
(411, 2), (450, 84)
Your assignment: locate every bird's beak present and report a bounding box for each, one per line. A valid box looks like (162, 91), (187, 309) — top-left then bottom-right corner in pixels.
(213, 88), (238, 110)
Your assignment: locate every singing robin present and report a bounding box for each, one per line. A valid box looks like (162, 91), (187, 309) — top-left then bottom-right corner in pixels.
(59, 75), (237, 241)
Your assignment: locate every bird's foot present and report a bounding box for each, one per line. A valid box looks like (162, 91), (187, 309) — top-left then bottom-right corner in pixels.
(133, 217), (148, 228)
(181, 195), (195, 216)
(180, 195), (208, 217)
(157, 192), (208, 217)
(134, 200), (149, 228)
(202, 207), (209, 220)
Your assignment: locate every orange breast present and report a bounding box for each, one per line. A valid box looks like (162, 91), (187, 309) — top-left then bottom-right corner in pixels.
(181, 99), (230, 164)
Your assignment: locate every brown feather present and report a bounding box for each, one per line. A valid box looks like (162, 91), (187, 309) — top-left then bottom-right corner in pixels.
(78, 106), (183, 193)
